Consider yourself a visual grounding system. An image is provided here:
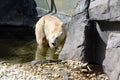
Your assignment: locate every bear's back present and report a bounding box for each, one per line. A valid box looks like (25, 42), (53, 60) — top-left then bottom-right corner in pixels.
(43, 15), (64, 35)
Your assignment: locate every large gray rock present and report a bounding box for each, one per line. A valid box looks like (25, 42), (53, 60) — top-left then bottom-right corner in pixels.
(60, 0), (120, 79)
(0, 0), (38, 26)
(59, 14), (85, 61)
(59, 0), (90, 61)
(89, 0), (120, 21)
(95, 21), (120, 80)
(89, 0), (120, 79)
(103, 32), (120, 80)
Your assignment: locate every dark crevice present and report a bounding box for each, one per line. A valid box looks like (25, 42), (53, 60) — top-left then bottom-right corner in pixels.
(97, 20), (120, 31)
(83, 21), (96, 63)
(83, 21), (107, 64)
(80, 0), (107, 64)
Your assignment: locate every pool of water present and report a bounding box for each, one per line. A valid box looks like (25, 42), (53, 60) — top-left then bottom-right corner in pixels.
(0, 39), (37, 63)
(0, 25), (37, 63)
(0, 25), (60, 63)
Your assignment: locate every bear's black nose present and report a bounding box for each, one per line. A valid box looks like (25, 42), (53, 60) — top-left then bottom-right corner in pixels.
(52, 42), (56, 46)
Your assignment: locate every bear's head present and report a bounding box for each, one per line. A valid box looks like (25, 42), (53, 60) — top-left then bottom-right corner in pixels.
(48, 25), (66, 49)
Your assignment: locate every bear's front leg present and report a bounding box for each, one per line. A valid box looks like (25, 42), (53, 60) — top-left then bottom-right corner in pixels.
(35, 45), (48, 60)
(46, 48), (58, 59)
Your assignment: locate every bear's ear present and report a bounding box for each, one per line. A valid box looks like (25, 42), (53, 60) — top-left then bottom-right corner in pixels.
(62, 23), (69, 31)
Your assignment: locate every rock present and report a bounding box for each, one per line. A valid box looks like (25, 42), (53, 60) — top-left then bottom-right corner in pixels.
(89, 0), (110, 20)
(54, 13), (71, 24)
(103, 32), (120, 80)
(0, 0), (38, 26)
(106, 32), (120, 49)
(95, 21), (120, 80)
(59, 0), (90, 61)
(89, 0), (120, 79)
(89, 0), (120, 21)
(103, 48), (120, 80)
(60, 0), (120, 80)
(59, 14), (85, 61)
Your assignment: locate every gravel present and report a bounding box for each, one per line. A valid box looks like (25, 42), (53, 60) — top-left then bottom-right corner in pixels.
(0, 60), (109, 80)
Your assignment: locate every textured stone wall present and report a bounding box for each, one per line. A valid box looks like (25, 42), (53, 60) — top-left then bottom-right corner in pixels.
(0, 0), (38, 26)
(90, 0), (120, 79)
(59, 0), (120, 80)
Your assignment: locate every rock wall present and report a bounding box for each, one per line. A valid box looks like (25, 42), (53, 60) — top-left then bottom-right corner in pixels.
(0, 0), (38, 26)
(59, 0), (120, 80)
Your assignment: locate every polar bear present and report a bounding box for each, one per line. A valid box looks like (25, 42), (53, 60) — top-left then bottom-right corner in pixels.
(35, 15), (67, 60)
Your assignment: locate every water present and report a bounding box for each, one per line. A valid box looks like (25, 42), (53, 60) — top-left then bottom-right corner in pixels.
(0, 25), (60, 63)
(0, 39), (37, 63)
(0, 25), (38, 63)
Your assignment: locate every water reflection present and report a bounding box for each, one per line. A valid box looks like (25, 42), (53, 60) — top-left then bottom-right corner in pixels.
(0, 38), (60, 63)
(35, 45), (59, 60)
(0, 25), (59, 63)
(0, 39), (37, 63)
